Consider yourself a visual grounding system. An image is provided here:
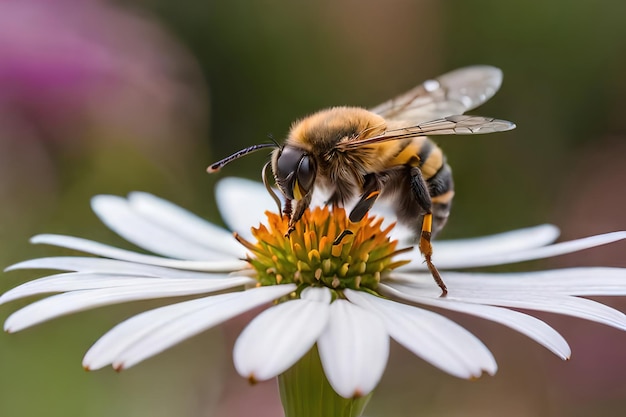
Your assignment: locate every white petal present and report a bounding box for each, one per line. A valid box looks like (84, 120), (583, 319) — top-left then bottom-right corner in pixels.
(5, 256), (239, 279)
(395, 272), (626, 330)
(128, 192), (247, 258)
(401, 231), (626, 270)
(30, 234), (249, 272)
(392, 268), (626, 296)
(4, 277), (252, 332)
(85, 296), (213, 370)
(345, 290), (497, 378)
(0, 272), (244, 305)
(435, 224), (560, 256)
(92, 195), (221, 261)
(452, 292), (626, 331)
(216, 178), (276, 240)
(1, 273), (176, 304)
(234, 287), (331, 381)
(381, 283), (573, 359)
(7, 257), (165, 275)
(301, 285), (332, 303)
(90, 284), (296, 370)
(317, 299), (389, 398)
(91, 194), (246, 260)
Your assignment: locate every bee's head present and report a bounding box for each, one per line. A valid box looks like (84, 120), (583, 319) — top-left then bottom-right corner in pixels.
(272, 146), (316, 200)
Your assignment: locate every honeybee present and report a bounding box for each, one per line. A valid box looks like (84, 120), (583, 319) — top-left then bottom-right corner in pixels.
(208, 66), (515, 295)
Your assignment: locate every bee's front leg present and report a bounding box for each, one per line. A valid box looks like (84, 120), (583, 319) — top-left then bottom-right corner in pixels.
(286, 192), (312, 237)
(283, 199), (293, 219)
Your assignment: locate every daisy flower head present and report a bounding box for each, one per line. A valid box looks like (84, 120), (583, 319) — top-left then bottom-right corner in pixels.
(2, 177), (626, 416)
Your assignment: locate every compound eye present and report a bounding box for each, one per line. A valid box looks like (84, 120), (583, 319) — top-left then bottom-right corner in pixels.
(295, 155), (316, 197)
(274, 147), (305, 200)
(276, 147), (302, 180)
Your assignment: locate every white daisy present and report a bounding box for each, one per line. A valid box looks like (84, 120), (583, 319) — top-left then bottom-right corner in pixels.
(2, 177), (626, 401)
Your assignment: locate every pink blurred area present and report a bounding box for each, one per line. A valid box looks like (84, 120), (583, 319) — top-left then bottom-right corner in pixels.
(0, 0), (209, 236)
(0, 0), (205, 143)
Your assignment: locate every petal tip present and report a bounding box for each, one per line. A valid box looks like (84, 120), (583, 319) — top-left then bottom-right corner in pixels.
(352, 389), (365, 399)
(29, 235), (44, 244)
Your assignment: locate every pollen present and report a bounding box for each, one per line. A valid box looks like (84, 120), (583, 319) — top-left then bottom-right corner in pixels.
(235, 206), (411, 291)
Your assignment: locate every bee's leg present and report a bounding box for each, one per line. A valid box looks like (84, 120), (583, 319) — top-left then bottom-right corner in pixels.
(286, 192), (312, 237)
(333, 174), (381, 245)
(283, 199), (293, 219)
(410, 168), (448, 296)
(348, 173), (381, 223)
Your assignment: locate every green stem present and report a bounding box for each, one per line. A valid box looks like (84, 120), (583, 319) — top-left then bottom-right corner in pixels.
(278, 346), (372, 417)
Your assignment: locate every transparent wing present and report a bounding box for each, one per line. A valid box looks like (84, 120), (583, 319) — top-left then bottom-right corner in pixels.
(369, 66), (503, 124)
(340, 115), (515, 150)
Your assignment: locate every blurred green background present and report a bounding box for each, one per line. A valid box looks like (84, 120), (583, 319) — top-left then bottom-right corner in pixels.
(1, 0), (625, 416)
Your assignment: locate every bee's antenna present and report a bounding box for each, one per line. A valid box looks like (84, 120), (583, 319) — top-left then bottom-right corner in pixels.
(267, 134), (281, 149)
(207, 143), (276, 173)
(262, 161), (282, 213)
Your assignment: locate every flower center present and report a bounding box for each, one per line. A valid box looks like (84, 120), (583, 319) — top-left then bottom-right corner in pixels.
(235, 207), (411, 292)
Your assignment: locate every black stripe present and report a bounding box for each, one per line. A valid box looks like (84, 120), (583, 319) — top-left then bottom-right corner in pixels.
(417, 139), (434, 167)
(427, 162), (453, 197)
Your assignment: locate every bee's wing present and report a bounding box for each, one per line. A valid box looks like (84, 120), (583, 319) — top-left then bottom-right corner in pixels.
(369, 66), (503, 123)
(340, 115), (515, 150)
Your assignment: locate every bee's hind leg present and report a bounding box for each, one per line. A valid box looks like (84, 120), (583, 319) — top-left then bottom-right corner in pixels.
(419, 213), (447, 296)
(333, 174), (381, 245)
(410, 168), (448, 297)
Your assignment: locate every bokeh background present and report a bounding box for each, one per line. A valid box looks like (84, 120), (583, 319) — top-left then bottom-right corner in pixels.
(1, 0), (625, 416)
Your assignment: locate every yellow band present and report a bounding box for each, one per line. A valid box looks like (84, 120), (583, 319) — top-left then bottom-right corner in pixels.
(422, 213), (433, 233)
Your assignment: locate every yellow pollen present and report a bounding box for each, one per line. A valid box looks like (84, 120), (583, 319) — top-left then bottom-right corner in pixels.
(239, 206), (411, 290)
(308, 249), (321, 263)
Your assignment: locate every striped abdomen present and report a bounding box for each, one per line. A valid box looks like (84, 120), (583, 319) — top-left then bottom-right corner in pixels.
(383, 136), (454, 238)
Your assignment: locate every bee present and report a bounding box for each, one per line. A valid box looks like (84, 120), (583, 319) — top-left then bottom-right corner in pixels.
(208, 66), (515, 295)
